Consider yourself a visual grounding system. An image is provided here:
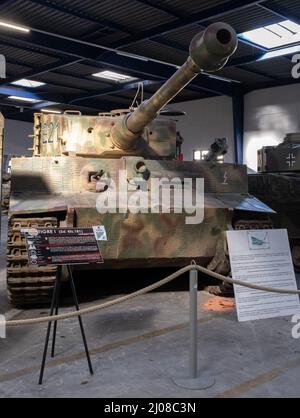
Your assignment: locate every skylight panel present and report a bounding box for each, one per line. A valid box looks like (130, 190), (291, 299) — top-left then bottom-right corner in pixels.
(241, 20), (300, 49)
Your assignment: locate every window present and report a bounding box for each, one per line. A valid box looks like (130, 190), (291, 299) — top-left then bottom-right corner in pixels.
(193, 149), (224, 163)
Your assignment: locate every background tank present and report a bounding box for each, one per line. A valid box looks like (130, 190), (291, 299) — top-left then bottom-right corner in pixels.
(249, 133), (300, 269)
(7, 23), (273, 306)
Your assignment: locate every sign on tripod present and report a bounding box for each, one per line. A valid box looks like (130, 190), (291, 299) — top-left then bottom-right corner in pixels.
(23, 227), (104, 266)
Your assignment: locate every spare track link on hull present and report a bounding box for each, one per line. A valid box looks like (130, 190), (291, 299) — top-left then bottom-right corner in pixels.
(7, 216), (58, 306)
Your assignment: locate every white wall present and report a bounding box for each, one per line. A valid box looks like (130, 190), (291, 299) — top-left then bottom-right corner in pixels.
(170, 96), (235, 162)
(3, 119), (33, 156)
(244, 84), (300, 171)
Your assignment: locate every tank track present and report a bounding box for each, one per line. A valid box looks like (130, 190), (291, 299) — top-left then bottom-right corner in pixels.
(234, 219), (273, 230)
(7, 216), (58, 306)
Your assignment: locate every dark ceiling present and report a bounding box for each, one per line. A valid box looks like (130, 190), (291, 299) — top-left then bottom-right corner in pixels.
(0, 0), (299, 122)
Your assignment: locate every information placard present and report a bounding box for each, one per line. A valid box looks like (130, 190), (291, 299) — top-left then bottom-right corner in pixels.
(23, 227), (104, 266)
(226, 229), (300, 322)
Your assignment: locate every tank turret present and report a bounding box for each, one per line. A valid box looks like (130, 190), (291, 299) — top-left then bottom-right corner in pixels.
(34, 23), (237, 159)
(111, 22), (238, 150)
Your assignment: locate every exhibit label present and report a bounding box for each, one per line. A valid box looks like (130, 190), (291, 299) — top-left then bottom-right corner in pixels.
(23, 227), (104, 266)
(226, 229), (300, 322)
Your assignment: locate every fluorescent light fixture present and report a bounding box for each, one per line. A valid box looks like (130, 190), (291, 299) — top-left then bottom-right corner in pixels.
(207, 73), (240, 84)
(7, 95), (41, 103)
(92, 70), (137, 82)
(11, 79), (45, 88)
(41, 108), (62, 114)
(0, 21), (29, 32)
(241, 20), (300, 49)
(260, 44), (300, 60)
(116, 51), (149, 62)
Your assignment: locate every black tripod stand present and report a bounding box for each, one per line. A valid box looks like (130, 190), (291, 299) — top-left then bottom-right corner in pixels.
(39, 265), (93, 385)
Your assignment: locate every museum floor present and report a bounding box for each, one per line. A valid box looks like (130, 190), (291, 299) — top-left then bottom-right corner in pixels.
(1, 215), (300, 398)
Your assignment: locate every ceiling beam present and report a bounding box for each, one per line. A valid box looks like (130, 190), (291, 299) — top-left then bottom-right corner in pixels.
(0, 30), (233, 96)
(28, 0), (269, 62)
(69, 80), (160, 104)
(0, 0), (277, 91)
(28, 0), (136, 35)
(133, 0), (181, 18)
(244, 78), (300, 94)
(0, 85), (63, 102)
(0, 57), (82, 85)
(0, 0), (18, 8)
(259, 3), (300, 23)
(111, 0), (265, 48)
(237, 64), (282, 80)
(0, 56), (94, 93)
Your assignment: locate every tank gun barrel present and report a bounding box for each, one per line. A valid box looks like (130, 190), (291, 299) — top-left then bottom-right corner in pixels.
(111, 22), (237, 150)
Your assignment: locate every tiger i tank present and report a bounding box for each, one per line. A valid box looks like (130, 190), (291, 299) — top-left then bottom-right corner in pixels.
(7, 23), (273, 305)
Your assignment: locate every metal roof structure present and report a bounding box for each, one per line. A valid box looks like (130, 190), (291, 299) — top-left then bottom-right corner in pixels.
(0, 0), (299, 149)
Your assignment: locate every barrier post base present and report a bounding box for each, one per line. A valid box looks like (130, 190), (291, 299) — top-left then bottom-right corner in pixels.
(172, 264), (215, 390)
(173, 374), (215, 390)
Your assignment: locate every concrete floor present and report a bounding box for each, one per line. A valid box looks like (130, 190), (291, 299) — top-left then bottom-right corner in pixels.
(1, 215), (300, 398)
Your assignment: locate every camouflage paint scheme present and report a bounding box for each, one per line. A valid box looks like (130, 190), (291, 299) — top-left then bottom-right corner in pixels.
(7, 23), (274, 306)
(10, 115), (273, 268)
(33, 111), (176, 159)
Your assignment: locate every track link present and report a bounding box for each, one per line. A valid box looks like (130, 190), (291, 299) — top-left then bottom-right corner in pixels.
(7, 217), (58, 306)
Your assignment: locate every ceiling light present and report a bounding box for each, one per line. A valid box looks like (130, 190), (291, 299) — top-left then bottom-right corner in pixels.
(8, 96), (41, 103)
(0, 21), (30, 32)
(207, 74), (240, 83)
(92, 70), (137, 83)
(116, 51), (149, 62)
(41, 108), (62, 114)
(241, 20), (300, 49)
(11, 79), (45, 88)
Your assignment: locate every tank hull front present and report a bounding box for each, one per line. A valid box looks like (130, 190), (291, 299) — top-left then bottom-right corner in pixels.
(7, 156), (274, 305)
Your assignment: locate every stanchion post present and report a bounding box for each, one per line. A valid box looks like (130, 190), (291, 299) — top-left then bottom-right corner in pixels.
(173, 263), (215, 390)
(189, 268), (198, 379)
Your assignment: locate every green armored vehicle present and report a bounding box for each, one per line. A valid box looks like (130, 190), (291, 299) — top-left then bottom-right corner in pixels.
(7, 23), (273, 305)
(249, 133), (300, 269)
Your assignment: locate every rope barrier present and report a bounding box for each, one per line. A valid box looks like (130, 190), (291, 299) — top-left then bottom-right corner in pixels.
(1, 263), (300, 327)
